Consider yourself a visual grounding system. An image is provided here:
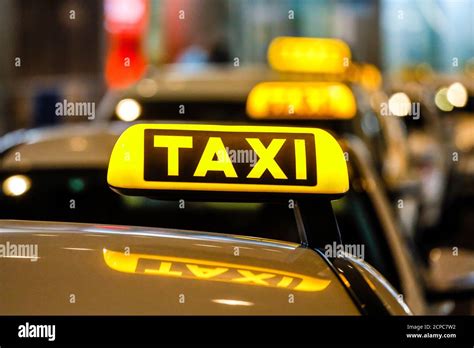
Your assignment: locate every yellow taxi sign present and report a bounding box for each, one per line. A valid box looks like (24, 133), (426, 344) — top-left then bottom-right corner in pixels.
(246, 82), (357, 120)
(107, 123), (349, 197)
(268, 37), (351, 74)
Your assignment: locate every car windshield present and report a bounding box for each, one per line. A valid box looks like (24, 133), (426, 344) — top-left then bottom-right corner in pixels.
(112, 99), (248, 122)
(0, 163), (400, 291)
(0, 169), (302, 242)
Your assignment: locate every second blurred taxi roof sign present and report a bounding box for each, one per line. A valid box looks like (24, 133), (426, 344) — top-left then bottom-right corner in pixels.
(107, 124), (349, 199)
(268, 37), (351, 74)
(247, 82), (357, 120)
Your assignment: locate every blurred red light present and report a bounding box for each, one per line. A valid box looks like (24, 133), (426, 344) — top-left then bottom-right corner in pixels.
(104, 0), (149, 89)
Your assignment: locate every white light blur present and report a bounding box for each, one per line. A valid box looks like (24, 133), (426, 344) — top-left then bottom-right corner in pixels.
(115, 98), (142, 122)
(2, 175), (31, 196)
(105, 0), (145, 26)
(447, 82), (468, 107)
(434, 87), (454, 112)
(388, 92), (411, 117)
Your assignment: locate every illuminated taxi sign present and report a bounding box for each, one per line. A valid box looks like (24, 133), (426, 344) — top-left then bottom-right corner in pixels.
(107, 124), (349, 196)
(268, 37), (351, 74)
(246, 82), (356, 120)
(103, 249), (331, 292)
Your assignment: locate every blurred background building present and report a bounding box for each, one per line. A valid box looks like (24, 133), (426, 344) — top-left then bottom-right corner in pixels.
(0, 0), (472, 133)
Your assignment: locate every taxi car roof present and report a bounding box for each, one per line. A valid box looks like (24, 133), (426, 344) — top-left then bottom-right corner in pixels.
(95, 65), (277, 121)
(0, 219), (360, 315)
(0, 123), (127, 169)
(122, 65), (276, 101)
(1, 122), (347, 169)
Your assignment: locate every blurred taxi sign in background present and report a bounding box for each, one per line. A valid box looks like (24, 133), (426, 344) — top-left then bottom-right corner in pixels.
(107, 123), (349, 197)
(268, 37), (351, 74)
(246, 82), (357, 120)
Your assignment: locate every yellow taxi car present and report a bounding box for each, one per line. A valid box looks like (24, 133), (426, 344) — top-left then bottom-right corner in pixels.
(95, 37), (417, 238)
(248, 36), (420, 235)
(0, 122), (411, 315)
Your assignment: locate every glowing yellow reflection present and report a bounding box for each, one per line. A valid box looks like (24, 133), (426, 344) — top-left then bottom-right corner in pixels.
(447, 82), (468, 108)
(116, 98), (142, 122)
(268, 37), (351, 74)
(103, 249), (330, 292)
(388, 92), (411, 116)
(2, 175), (31, 196)
(434, 88), (454, 112)
(246, 82), (356, 120)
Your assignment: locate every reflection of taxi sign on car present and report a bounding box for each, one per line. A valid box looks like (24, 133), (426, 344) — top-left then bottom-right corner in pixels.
(246, 82), (357, 120)
(103, 249), (331, 292)
(268, 37), (351, 74)
(107, 123), (348, 197)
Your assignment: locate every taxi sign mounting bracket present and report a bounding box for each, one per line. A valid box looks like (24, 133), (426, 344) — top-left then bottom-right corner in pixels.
(293, 201), (309, 247)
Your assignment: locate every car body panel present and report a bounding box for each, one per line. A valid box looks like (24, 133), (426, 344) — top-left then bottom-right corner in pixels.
(0, 220), (360, 315)
(343, 253), (412, 315)
(341, 135), (427, 314)
(0, 124), (418, 314)
(1, 124), (125, 170)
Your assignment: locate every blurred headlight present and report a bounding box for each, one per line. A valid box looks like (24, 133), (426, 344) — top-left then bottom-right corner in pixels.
(388, 92), (411, 117)
(434, 87), (454, 112)
(2, 175), (31, 196)
(116, 98), (142, 121)
(447, 82), (468, 108)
